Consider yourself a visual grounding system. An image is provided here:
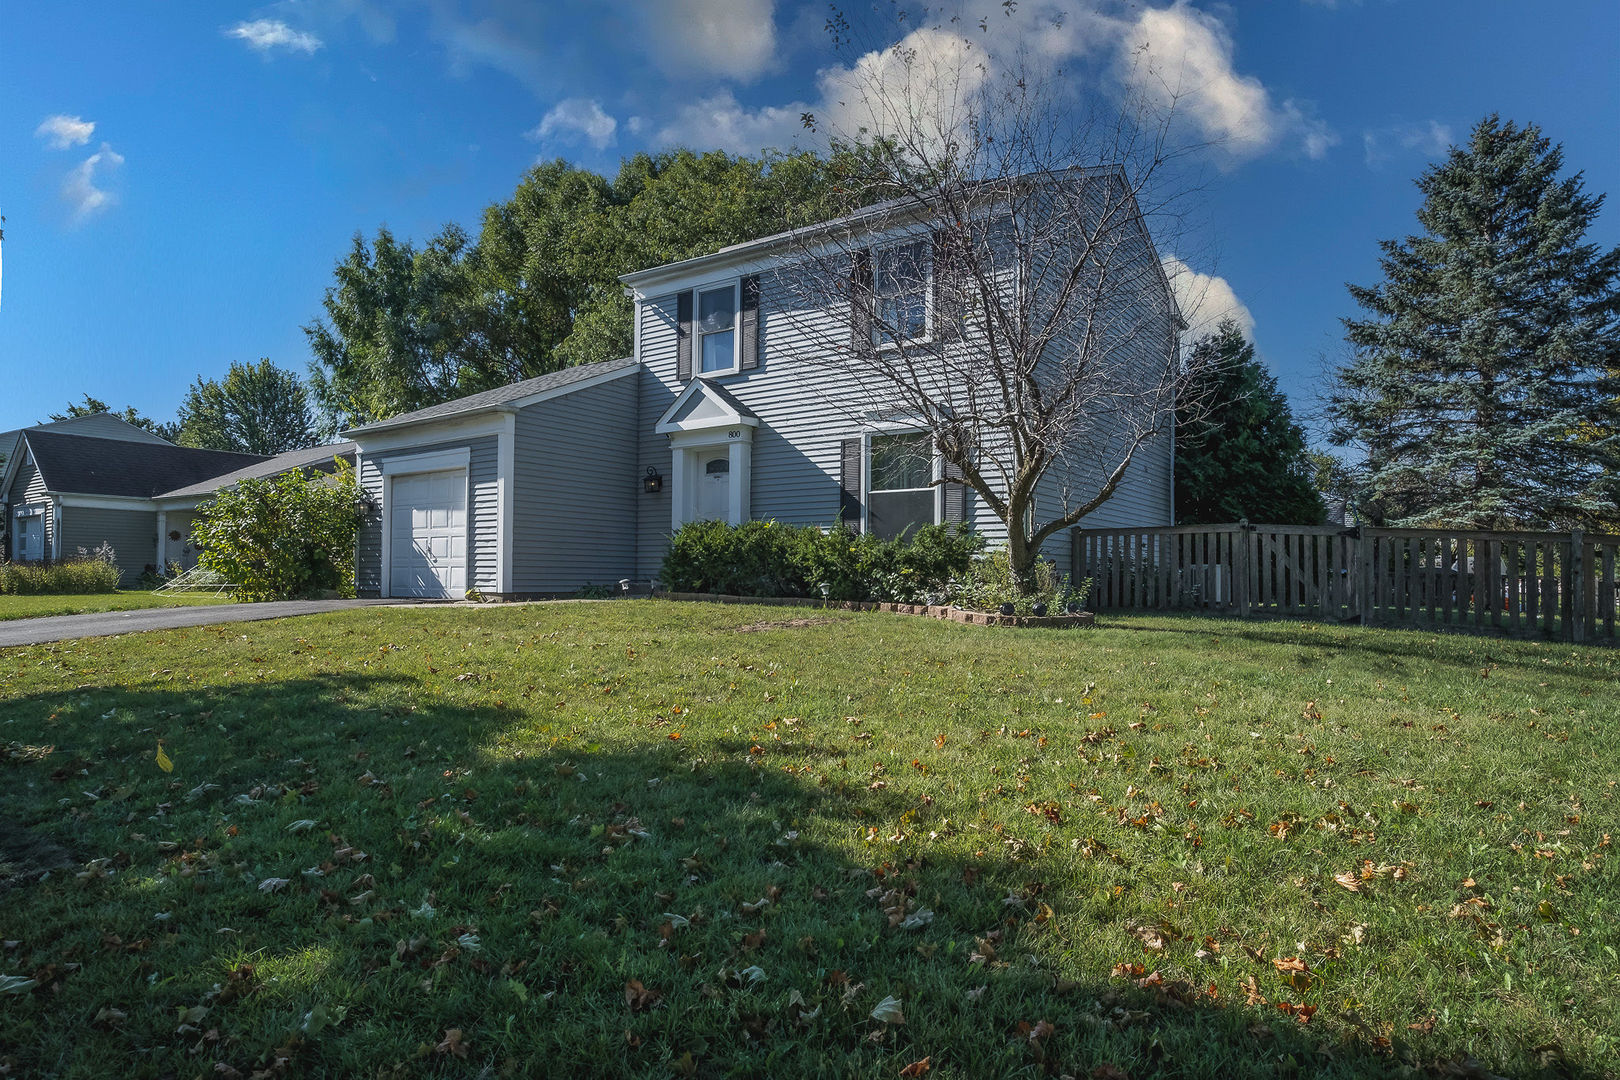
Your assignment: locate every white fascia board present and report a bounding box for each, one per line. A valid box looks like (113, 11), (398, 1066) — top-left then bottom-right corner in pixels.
(351, 411), (513, 454)
(503, 361), (640, 411)
(667, 427), (752, 449)
(378, 447), (472, 477)
(56, 494), (160, 511)
(152, 496), (207, 511)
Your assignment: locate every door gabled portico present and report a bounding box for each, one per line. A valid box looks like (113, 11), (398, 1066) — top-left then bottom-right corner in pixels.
(655, 380), (759, 530)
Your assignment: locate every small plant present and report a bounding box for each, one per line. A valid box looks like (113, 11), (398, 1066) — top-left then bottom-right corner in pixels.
(192, 460), (366, 602)
(577, 582), (614, 600)
(0, 550), (122, 595)
(950, 553), (1092, 615)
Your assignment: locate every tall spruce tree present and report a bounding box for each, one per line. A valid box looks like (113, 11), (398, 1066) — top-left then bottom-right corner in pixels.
(1328, 115), (1620, 528)
(1175, 320), (1324, 525)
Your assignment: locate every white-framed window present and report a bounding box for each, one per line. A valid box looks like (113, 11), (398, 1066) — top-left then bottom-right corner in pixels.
(696, 282), (739, 375)
(866, 431), (938, 540)
(872, 239), (930, 347)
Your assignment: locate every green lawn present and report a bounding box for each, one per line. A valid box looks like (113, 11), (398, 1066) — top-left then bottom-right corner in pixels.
(0, 603), (1614, 1078)
(0, 589), (235, 621)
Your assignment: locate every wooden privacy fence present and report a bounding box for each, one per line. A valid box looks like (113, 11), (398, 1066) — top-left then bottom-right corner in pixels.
(1072, 522), (1620, 643)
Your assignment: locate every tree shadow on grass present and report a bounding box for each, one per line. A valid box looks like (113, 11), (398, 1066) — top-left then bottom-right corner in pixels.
(0, 675), (1596, 1080)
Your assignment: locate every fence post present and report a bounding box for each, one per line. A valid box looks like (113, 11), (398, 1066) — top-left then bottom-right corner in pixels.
(1353, 526), (1370, 625)
(1236, 520), (1253, 618)
(1570, 529), (1586, 643)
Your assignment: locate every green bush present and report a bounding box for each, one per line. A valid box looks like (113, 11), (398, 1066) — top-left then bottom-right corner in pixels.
(954, 551), (1093, 615)
(661, 520), (982, 603)
(0, 545), (122, 595)
(191, 461), (366, 602)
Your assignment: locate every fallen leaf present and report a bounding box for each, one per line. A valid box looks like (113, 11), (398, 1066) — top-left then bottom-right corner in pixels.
(435, 1028), (469, 1058)
(1333, 871), (1361, 892)
(899, 1057), (931, 1076)
(624, 979), (662, 1012)
(155, 742), (173, 773)
(870, 995), (906, 1025)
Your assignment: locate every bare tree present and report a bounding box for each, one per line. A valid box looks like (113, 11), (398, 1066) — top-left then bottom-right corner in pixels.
(767, 8), (1211, 591)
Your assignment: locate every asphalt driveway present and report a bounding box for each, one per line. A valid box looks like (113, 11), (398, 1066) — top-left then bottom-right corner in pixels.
(0, 599), (401, 648)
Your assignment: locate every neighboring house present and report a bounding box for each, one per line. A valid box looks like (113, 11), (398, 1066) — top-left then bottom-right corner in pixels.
(344, 173), (1180, 599)
(0, 415), (355, 583)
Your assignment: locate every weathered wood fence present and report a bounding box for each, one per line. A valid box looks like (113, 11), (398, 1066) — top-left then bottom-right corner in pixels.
(1072, 522), (1620, 643)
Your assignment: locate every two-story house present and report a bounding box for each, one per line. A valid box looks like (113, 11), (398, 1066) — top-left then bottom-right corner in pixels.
(343, 171), (1181, 599)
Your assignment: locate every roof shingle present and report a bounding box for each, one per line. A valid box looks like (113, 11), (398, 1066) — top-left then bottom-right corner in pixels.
(23, 431), (268, 499)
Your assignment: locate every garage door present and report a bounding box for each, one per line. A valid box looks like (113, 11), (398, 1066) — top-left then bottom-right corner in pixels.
(389, 469), (467, 598)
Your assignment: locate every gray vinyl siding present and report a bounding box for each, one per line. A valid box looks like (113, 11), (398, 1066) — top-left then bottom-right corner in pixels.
(355, 435), (499, 597)
(512, 374), (640, 592)
(59, 507), (158, 584)
(633, 197), (1177, 582)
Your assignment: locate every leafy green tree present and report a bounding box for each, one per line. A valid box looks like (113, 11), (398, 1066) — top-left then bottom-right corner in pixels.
(176, 359), (313, 456)
(304, 225), (478, 434)
(305, 149), (865, 431)
(192, 461), (366, 601)
(1328, 115), (1620, 528)
(48, 394), (179, 441)
(1174, 320), (1324, 525)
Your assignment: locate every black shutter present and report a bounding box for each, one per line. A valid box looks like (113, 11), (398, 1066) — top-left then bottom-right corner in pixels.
(849, 249), (873, 354)
(839, 437), (863, 530)
(675, 291), (693, 382)
(740, 275), (761, 370)
(932, 229), (964, 343)
(943, 458), (967, 524)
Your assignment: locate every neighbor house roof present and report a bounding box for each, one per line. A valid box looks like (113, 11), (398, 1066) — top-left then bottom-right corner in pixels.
(21, 430), (268, 499)
(341, 355), (639, 437)
(155, 442), (358, 501)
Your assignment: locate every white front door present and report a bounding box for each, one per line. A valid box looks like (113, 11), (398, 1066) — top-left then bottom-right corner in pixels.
(389, 470), (468, 598)
(14, 515), (42, 561)
(698, 454), (730, 521)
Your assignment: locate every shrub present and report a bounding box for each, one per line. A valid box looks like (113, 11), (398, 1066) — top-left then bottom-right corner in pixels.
(952, 551), (1093, 615)
(191, 461), (366, 602)
(661, 520), (981, 603)
(0, 545), (122, 595)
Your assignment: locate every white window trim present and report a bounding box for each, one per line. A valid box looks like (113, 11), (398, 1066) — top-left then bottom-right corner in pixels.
(693, 279), (742, 378)
(861, 428), (942, 537)
(871, 238), (933, 351)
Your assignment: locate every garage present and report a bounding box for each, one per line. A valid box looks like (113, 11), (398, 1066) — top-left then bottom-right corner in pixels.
(388, 469), (467, 598)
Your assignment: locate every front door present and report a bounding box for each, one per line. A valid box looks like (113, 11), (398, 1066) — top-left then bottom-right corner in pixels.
(14, 515), (42, 561)
(698, 454), (730, 521)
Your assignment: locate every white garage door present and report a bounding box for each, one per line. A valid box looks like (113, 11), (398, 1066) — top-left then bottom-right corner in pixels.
(389, 469), (467, 598)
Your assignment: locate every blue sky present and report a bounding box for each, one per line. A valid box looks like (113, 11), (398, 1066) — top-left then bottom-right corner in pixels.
(2, 1), (1617, 440)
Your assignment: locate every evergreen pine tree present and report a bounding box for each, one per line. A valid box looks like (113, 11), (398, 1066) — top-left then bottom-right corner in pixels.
(1175, 320), (1324, 525)
(1328, 115), (1620, 528)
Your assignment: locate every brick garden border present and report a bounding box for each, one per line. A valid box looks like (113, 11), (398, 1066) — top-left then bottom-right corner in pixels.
(654, 591), (1095, 629)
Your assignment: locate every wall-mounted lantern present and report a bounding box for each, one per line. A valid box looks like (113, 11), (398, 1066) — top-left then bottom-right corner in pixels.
(643, 467), (664, 494)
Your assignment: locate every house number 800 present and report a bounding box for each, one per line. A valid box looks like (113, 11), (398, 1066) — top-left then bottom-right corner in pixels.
(727, 429), (742, 439)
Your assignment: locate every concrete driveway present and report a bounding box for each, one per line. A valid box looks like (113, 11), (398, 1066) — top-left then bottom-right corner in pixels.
(0, 599), (401, 648)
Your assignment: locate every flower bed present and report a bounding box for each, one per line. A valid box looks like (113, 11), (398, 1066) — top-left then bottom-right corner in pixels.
(656, 590), (1095, 628)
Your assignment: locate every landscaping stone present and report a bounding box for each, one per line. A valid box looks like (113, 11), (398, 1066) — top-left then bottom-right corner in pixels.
(656, 591), (1095, 628)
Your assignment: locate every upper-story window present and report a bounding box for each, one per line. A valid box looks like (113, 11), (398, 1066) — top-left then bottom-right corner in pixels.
(872, 239), (929, 346)
(697, 284), (738, 374)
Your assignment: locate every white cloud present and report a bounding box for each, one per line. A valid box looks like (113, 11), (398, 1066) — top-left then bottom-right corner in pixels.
(36, 114), (96, 149)
(635, 0), (779, 82)
(227, 19), (323, 54)
(1161, 255), (1254, 341)
(1121, 3), (1335, 163)
(530, 98), (619, 150)
(62, 143), (125, 221)
(655, 90), (810, 154)
(1362, 119), (1453, 167)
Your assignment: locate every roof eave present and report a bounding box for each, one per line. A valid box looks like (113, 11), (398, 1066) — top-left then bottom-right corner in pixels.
(340, 403), (519, 440)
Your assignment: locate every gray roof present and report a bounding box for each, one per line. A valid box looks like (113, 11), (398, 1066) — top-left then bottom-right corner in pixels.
(155, 442), (357, 500)
(341, 356), (640, 436)
(21, 430), (268, 499)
